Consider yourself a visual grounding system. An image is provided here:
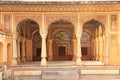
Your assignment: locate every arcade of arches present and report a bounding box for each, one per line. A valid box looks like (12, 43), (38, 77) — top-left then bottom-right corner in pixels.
(1, 2), (120, 67)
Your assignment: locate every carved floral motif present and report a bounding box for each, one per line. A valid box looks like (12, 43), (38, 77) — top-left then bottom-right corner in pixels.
(111, 15), (118, 31)
(4, 15), (11, 33)
(111, 35), (118, 45)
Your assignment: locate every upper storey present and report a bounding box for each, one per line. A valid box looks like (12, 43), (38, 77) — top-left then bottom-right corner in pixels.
(0, 1), (120, 12)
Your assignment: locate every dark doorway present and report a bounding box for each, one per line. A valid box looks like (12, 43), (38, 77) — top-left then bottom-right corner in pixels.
(33, 48), (41, 61)
(81, 47), (87, 55)
(58, 46), (66, 56)
(37, 48), (41, 56)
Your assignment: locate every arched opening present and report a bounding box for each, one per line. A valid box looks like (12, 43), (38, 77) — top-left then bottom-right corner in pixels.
(82, 19), (105, 62)
(7, 43), (12, 66)
(47, 19), (76, 61)
(17, 19), (41, 63)
(53, 30), (72, 61)
(81, 31), (91, 60)
(32, 31), (42, 61)
(0, 43), (3, 67)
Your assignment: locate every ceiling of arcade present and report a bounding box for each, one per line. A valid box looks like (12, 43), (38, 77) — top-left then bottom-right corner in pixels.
(83, 19), (101, 33)
(48, 19), (76, 39)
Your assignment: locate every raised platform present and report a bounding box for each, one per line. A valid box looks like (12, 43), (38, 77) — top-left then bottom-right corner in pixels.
(12, 61), (120, 80)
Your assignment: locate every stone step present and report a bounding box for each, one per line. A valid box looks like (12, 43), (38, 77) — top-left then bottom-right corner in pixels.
(42, 70), (79, 80)
(13, 75), (41, 80)
(79, 75), (120, 80)
(14, 70), (41, 76)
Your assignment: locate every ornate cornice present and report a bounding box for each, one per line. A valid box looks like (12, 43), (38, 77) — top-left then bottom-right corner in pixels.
(0, 3), (120, 12)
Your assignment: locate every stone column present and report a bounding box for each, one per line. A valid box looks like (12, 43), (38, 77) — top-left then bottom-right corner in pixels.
(98, 36), (103, 61)
(76, 33), (82, 65)
(48, 39), (53, 61)
(104, 33), (109, 65)
(90, 37), (94, 60)
(72, 39), (77, 61)
(95, 28), (99, 61)
(40, 34), (47, 66)
(21, 38), (26, 63)
(17, 39), (21, 64)
(98, 25), (103, 61)
(93, 38), (96, 60)
(12, 34), (18, 65)
(3, 35), (7, 64)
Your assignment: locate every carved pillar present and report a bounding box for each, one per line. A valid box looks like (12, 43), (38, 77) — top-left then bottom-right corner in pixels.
(72, 39), (77, 61)
(40, 34), (47, 66)
(95, 28), (99, 61)
(17, 38), (21, 64)
(26, 39), (32, 62)
(21, 38), (26, 63)
(90, 37), (94, 60)
(93, 38), (96, 60)
(98, 36), (103, 61)
(98, 25), (103, 61)
(104, 33), (109, 65)
(48, 39), (53, 61)
(76, 33), (82, 65)
(3, 35), (7, 64)
(12, 34), (18, 65)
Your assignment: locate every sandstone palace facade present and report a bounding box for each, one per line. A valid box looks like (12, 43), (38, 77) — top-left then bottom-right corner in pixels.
(0, 2), (120, 67)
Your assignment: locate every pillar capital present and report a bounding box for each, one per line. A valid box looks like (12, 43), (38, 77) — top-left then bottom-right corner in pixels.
(76, 33), (82, 38)
(72, 38), (76, 42)
(40, 33), (47, 39)
(48, 39), (53, 42)
(13, 34), (17, 39)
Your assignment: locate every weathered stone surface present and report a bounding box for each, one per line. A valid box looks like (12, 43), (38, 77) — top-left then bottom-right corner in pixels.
(42, 70), (79, 80)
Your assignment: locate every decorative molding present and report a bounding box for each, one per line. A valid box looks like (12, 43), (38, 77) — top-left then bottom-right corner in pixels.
(45, 14), (78, 30)
(3, 14), (11, 33)
(79, 14), (107, 27)
(0, 4), (120, 12)
(14, 14), (42, 26)
(110, 14), (118, 32)
(111, 34), (118, 45)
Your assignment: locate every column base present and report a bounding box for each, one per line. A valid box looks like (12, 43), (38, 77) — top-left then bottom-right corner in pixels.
(92, 56), (95, 60)
(21, 57), (26, 63)
(48, 56), (53, 61)
(17, 58), (21, 64)
(95, 56), (99, 61)
(99, 57), (103, 62)
(41, 58), (47, 66)
(72, 55), (76, 61)
(12, 58), (18, 66)
(104, 56), (109, 65)
(76, 57), (82, 66)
